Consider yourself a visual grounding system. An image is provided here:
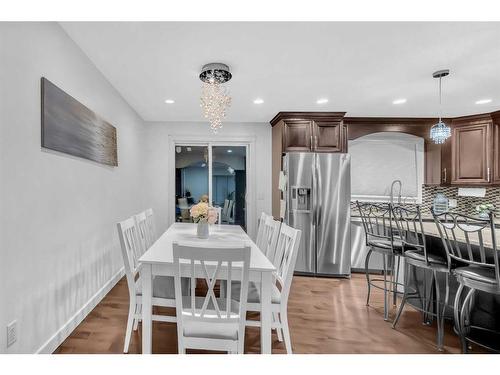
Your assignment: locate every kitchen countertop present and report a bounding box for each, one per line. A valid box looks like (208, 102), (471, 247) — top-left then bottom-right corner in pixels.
(419, 221), (500, 249)
(350, 211), (500, 248)
(350, 208), (500, 225)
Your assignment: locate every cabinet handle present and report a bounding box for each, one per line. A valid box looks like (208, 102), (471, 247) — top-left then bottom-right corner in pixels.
(310, 136), (313, 150)
(487, 167), (491, 182)
(443, 168), (447, 183)
(315, 136), (318, 149)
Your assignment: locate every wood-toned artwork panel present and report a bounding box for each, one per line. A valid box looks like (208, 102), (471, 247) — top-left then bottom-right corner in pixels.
(41, 77), (118, 166)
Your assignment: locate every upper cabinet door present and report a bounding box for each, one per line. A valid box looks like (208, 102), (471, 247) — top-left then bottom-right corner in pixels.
(282, 120), (313, 152)
(312, 120), (344, 152)
(451, 122), (492, 184)
(494, 122), (500, 184)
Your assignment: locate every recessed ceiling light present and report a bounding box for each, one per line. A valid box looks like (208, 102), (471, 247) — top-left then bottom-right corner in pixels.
(227, 149), (233, 153)
(164, 99), (175, 104)
(392, 98), (407, 104)
(253, 98), (264, 104)
(316, 98), (329, 104)
(475, 99), (492, 105)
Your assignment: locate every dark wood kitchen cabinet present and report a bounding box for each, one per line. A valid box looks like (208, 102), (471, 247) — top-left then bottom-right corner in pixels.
(275, 112), (347, 153)
(282, 119), (312, 151)
(493, 112), (500, 184)
(451, 116), (492, 185)
(312, 120), (344, 152)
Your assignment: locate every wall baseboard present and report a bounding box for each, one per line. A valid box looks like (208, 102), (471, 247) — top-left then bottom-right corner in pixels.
(35, 267), (125, 354)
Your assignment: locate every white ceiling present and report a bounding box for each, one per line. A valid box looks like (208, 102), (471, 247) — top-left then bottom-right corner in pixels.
(60, 22), (500, 123)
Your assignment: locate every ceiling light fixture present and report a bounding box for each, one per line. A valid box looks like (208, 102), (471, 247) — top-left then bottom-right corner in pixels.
(475, 99), (492, 105)
(199, 63), (232, 133)
(316, 98), (328, 104)
(253, 98), (264, 104)
(227, 149), (233, 153)
(164, 99), (175, 104)
(392, 98), (407, 104)
(430, 69), (451, 145)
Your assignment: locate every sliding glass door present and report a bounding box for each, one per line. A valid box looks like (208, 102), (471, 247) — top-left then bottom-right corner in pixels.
(174, 143), (247, 230)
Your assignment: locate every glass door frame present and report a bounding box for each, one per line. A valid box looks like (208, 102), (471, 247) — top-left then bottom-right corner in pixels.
(169, 135), (255, 236)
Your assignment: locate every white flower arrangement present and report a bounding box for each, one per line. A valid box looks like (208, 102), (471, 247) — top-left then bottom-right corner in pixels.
(190, 202), (218, 224)
(476, 203), (495, 218)
(476, 203), (495, 213)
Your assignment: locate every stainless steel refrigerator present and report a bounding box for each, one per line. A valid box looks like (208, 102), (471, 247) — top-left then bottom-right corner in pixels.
(283, 152), (351, 277)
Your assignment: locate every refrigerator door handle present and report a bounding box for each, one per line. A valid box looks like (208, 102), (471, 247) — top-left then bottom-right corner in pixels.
(312, 153), (318, 274)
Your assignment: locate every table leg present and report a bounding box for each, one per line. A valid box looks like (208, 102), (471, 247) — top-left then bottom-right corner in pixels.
(142, 264), (152, 354)
(260, 271), (272, 354)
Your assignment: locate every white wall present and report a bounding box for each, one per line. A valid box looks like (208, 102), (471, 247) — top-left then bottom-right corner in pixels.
(0, 23), (149, 353)
(142, 122), (272, 239)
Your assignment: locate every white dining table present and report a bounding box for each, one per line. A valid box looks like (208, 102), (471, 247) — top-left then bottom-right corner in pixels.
(138, 222), (276, 354)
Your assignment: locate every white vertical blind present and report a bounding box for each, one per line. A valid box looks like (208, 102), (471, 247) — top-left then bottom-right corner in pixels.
(349, 132), (424, 203)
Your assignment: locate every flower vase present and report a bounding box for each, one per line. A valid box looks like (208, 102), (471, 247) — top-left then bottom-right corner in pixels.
(197, 220), (209, 239)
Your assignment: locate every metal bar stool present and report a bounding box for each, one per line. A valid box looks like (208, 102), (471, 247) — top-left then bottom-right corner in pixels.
(392, 205), (450, 351)
(433, 210), (500, 353)
(356, 201), (405, 321)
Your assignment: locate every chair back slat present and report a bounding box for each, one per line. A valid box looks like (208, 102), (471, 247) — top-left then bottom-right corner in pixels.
(432, 210), (500, 284)
(255, 212), (270, 249)
(145, 208), (156, 245)
(134, 211), (150, 255)
(356, 201), (394, 244)
(117, 217), (142, 296)
(272, 224), (302, 302)
(463, 232), (473, 261)
(257, 216), (281, 262)
(478, 231), (486, 263)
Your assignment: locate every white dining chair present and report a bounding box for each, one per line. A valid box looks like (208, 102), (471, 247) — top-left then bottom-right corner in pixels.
(117, 217), (178, 353)
(255, 212), (270, 246)
(172, 241), (251, 354)
(144, 208), (156, 244)
(256, 215), (280, 261)
(134, 211), (152, 255)
(227, 223), (301, 354)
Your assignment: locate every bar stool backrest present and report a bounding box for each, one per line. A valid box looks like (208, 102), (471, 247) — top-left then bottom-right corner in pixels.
(432, 210), (499, 284)
(356, 201), (394, 246)
(392, 205), (428, 261)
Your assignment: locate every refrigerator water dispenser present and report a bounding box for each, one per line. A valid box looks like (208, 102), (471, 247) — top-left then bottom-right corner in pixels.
(291, 187), (311, 211)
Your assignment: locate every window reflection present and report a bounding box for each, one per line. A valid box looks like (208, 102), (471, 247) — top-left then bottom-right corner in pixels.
(175, 146), (209, 222)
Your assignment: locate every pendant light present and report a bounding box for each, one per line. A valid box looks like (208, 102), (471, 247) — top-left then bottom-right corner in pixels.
(430, 69), (451, 144)
(199, 63), (232, 133)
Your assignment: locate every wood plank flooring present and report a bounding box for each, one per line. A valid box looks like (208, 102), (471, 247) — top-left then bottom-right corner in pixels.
(55, 274), (464, 354)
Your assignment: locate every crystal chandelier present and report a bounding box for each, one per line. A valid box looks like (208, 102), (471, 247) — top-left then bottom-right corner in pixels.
(430, 69), (451, 144)
(199, 63), (232, 133)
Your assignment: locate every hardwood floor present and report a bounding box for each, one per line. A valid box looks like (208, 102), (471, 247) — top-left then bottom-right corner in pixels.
(55, 273), (463, 354)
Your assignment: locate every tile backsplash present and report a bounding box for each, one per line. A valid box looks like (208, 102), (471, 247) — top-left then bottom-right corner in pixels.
(422, 185), (500, 217)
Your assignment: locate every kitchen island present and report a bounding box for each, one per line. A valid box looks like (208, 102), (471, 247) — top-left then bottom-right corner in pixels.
(351, 209), (500, 351)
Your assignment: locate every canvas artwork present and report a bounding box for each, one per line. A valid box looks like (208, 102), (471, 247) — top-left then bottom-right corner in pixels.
(41, 77), (118, 166)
